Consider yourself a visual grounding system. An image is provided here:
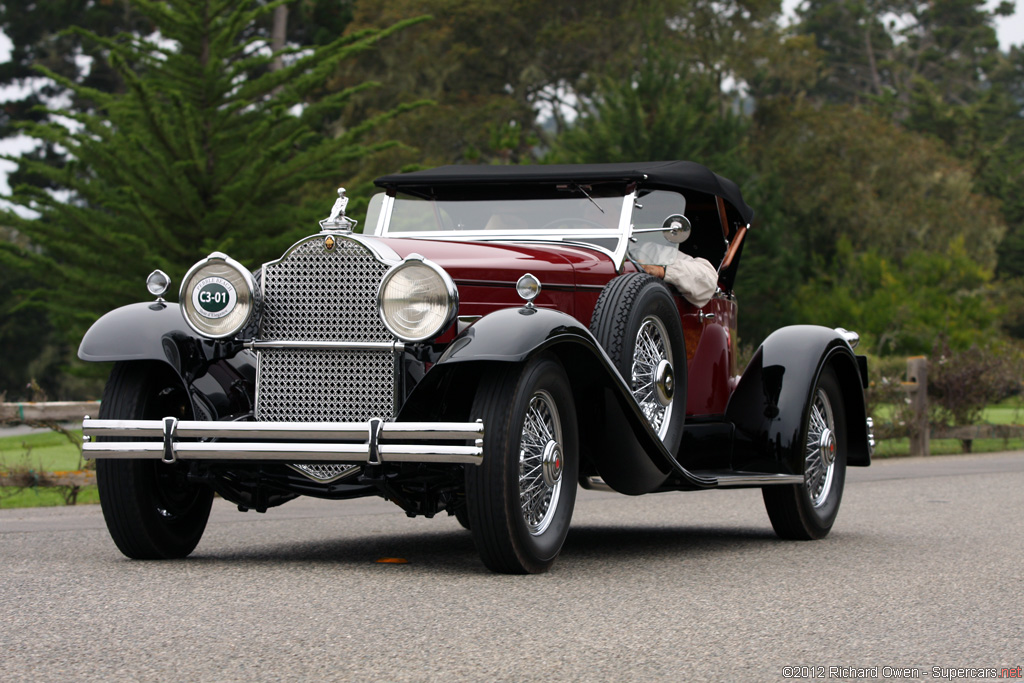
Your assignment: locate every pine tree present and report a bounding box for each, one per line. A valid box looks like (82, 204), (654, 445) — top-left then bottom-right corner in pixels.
(0, 0), (425, 357)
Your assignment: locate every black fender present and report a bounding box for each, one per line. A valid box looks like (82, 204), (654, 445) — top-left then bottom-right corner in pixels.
(725, 325), (871, 476)
(399, 306), (715, 494)
(78, 301), (256, 421)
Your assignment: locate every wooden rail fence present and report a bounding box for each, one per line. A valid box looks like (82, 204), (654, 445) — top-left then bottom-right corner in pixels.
(0, 400), (100, 423)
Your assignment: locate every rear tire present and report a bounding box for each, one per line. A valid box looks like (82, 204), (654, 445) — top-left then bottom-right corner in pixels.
(763, 365), (847, 540)
(466, 354), (578, 574)
(96, 361), (213, 559)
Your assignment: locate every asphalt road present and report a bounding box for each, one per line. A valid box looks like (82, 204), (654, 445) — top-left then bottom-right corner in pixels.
(2, 453), (1023, 682)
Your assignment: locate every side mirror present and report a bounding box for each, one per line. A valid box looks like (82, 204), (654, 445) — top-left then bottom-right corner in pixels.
(662, 214), (691, 244)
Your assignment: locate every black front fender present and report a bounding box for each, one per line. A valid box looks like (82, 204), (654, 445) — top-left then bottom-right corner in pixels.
(78, 301), (256, 421)
(726, 325), (871, 475)
(79, 302), (197, 366)
(400, 306), (715, 494)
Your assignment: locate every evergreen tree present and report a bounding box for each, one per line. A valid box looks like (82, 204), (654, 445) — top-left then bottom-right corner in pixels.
(0, 0), (425, 366)
(545, 51), (748, 178)
(327, 0), (650, 168)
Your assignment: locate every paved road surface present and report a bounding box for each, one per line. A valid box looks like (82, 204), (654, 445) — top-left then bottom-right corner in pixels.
(2, 453), (1023, 681)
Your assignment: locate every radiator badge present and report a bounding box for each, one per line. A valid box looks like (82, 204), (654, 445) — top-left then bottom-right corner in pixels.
(324, 235), (336, 251)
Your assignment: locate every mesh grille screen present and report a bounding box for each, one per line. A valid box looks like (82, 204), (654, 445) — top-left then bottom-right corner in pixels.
(256, 348), (395, 422)
(289, 463), (359, 482)
(255, 235), (397, 423)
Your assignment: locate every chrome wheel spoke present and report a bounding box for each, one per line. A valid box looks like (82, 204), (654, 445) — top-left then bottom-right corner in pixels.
(518, 391), (562, 535)
(804, 389), (836, 508)
(631, 317), (673, 438)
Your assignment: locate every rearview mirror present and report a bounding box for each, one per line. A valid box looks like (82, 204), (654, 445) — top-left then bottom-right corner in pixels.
(662, 214), (691, 244)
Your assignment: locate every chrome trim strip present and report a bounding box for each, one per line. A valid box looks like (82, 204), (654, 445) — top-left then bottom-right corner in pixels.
(382, 228), (623, 240)
(82, 418), (485, 465)
(84, 418), (484, 441)
(82, 441), (484, 464)
(246, 340), (406, 352)
(261, 232), (403, 276)
(834, 327), (860, 349)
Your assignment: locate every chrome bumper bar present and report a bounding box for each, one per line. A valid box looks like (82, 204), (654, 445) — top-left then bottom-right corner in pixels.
(82, 417), (485, 465)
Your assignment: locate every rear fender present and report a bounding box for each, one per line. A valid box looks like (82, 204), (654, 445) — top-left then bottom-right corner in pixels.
(78, 301), (256, 421)
(725, 325), (870, 475)
(399, 307), (712, 494)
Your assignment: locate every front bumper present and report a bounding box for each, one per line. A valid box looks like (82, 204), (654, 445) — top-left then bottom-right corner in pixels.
(82, 417), (484, 466)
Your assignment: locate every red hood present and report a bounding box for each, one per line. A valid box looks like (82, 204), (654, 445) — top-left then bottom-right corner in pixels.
(371, 237), (617, 289)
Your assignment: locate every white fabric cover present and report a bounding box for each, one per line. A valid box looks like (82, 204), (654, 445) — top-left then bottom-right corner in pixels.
(630, 241), (718, 308)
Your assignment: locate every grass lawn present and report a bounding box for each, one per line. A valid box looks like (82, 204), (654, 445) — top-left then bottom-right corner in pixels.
(0, 429), (94, 509)
(873, 436), (1024, 457)
(0, 429), (87, 471)
(1, 486), (100, 508)
(981, 396), (1024, 425)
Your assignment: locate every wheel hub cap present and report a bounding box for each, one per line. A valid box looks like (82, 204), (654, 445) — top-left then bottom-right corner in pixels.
(654, 359), (674, 407)
(541, 440), (563, 488)
(819, 428), (836, 468)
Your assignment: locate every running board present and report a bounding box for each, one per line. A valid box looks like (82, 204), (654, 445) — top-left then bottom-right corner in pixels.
(587, 472), (803, 492)
(689, 471), (805, 487)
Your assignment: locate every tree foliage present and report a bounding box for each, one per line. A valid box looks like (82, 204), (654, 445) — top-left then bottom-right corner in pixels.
(0, 0), (425, 360)
(322, 0), (650, 169)
(1, 0), (1022, 397)
(793, 236), (1001, 355)
(545, 52), (748, 176)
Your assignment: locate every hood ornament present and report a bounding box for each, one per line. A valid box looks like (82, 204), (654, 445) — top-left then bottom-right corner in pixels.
(319, 187), (357, 232)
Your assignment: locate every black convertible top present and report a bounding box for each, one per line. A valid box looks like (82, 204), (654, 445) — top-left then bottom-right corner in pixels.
(374, 160), (753, 223)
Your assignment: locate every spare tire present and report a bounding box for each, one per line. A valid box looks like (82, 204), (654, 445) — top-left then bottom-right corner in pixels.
(590, 273), (687, 455)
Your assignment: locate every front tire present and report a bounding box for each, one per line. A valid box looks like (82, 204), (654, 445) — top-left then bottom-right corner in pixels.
(763, 365), (848, 540)
(466, 354), (578, 574)
(96, 361), (214, 559)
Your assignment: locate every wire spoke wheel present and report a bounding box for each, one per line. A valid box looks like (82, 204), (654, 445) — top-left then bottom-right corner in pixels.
(631, 316), (673, 438)
(804, 387), (837, 508)
(518, 390), (563, 535)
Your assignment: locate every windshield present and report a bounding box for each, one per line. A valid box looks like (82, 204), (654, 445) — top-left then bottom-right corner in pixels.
(365, 190), (634, 260)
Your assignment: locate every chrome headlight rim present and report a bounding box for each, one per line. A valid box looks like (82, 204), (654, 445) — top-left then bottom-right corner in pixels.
(179, 252), (257, 340)
(377, 255), (458, 342)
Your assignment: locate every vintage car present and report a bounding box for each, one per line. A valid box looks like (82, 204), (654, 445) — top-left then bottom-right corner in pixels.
(80, 161), (873, 574)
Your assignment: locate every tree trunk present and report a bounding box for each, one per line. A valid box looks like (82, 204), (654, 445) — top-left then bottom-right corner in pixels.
(271, 5), (288, 72)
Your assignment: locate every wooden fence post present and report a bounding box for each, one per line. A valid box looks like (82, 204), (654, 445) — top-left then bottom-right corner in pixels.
(905, 356), (930, 456)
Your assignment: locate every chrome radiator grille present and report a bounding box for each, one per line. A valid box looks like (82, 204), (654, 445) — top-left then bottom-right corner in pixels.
(255, 235), (397, 423)
(259, 237), (392, 342)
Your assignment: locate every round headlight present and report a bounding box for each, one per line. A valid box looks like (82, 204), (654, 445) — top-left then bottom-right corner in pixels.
(179, 252), (256, 339)
(378, 256), (457, 342)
